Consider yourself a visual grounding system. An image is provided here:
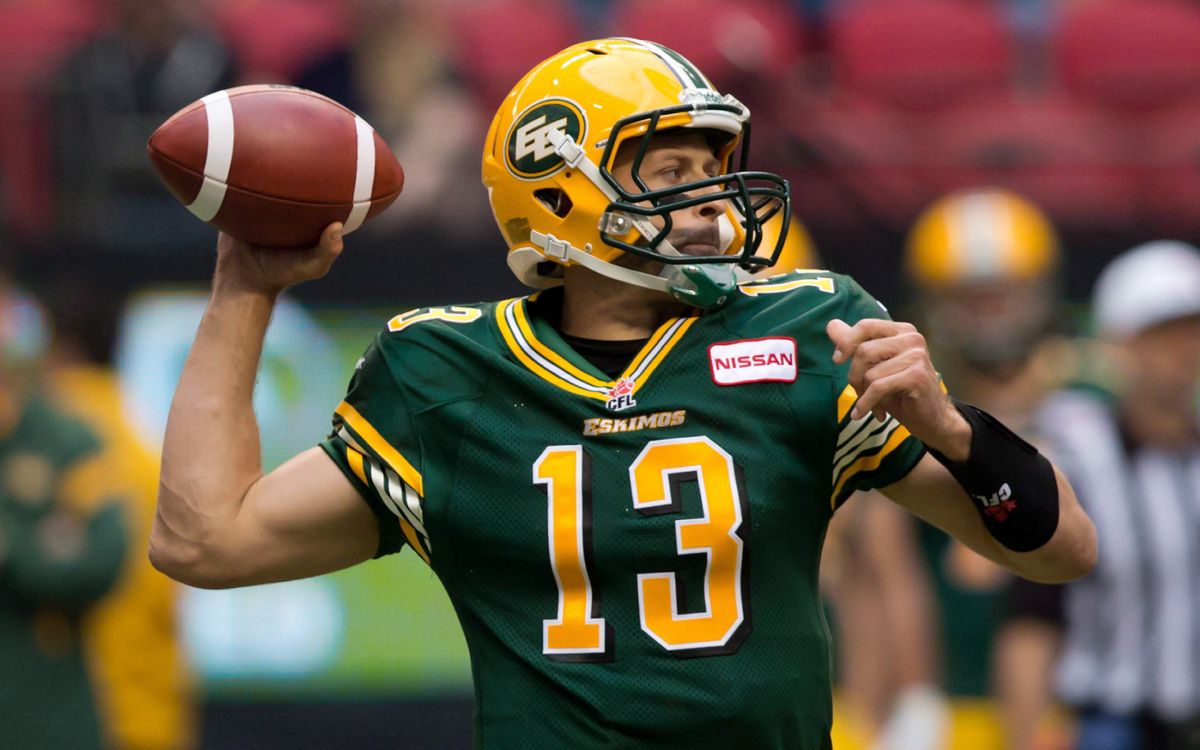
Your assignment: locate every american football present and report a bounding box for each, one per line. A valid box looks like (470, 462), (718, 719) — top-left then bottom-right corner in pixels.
(147, 84), (404, 248)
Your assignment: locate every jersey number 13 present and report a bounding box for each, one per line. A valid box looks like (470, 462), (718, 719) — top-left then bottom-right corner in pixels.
(533, 435), (749, 660)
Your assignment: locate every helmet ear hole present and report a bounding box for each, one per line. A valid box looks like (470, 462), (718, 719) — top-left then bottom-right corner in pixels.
(534, 188), (573, 218)
(536, 260), (564, 278)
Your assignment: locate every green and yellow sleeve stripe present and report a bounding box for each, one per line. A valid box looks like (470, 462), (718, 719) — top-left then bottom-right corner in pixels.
(830, 385), (913, 508)
(334, 401), (431, 564)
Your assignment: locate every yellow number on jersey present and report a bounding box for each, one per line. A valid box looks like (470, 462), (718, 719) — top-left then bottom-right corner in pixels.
(739, 276), (835, 296)
(630, 437), (746, 651)
(387, 306), (483, 332)
(534, 446), (608, 659)
(535, 436), (747, 658)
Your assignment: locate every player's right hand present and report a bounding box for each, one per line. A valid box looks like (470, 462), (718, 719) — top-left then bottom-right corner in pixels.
(214, 222), (345, 296)
(827, 317), (971, 461)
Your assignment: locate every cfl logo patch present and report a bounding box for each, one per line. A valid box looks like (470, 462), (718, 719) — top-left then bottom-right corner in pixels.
(975, 482), (1018, 521)
(605, 377), (637, 412)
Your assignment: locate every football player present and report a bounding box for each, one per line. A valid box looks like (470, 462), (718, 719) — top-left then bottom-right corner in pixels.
(151, 39), (1096, 749)
(904, 192), (1076, 750)
(828, 189), (1077, 750)
(0, 279), (128, 748)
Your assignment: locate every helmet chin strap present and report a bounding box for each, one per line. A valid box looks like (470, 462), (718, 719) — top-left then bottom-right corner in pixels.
(530, 230), (737, 309)
(531, 229), (669, 292)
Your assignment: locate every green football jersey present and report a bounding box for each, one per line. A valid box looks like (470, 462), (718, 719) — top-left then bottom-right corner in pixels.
(321, 270), (925, 749)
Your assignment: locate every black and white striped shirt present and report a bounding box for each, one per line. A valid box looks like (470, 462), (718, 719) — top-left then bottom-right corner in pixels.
(1033, 389), (1200, 720)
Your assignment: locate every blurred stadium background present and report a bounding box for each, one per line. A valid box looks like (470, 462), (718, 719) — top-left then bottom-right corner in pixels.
(2, 0), (1198, 748)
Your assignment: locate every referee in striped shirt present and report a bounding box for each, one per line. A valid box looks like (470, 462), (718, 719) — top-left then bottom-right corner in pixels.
(1004, 241), (1200, 750)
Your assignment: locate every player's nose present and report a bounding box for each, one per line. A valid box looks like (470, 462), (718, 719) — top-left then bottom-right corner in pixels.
(668, 184), (727, 220)
(693, 179), (730, 217)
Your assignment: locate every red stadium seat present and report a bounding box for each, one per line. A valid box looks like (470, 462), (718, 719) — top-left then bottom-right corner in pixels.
(0, 0), (105, 239)
(447, 0), (581, 110)
(0, 0), (102, 79)
(922, 93), (1138, 229)
(211, 0), (350, 82)
(1055, 1), (1200, 110)
(1137, 101), (1200, 234)
(826, 0), (1013, 109)
(610, 0), (804, 89)
(784, 95), (934, 230)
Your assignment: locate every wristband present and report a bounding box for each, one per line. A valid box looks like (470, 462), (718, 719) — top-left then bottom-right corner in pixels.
(928, 399), (1059, 552)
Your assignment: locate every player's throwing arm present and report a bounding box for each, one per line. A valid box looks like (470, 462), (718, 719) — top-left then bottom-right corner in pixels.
(148, 85), (404, 587)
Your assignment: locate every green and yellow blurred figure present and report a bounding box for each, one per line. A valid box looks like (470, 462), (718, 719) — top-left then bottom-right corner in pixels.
(905, 188), (1074, 750)
(826, 193), (1073, 750)
(905, 188), (1061, 381)
(0, 285), (50, 425)
(42, 274), (198, 750)
(0, 277), (128, 750)
(831, 190), (1070, 750)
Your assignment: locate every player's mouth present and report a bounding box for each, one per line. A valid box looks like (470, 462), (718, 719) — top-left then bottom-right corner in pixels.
(671, 227), (722, 257)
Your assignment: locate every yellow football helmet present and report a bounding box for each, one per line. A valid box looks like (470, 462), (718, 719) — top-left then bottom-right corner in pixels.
(482, 38), (790, 307)
(905, 188), (1061, 369)
(906, 188), (1058, 289)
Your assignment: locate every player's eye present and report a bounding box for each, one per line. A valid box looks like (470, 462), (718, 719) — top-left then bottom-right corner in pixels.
(657, 167), (682, 183)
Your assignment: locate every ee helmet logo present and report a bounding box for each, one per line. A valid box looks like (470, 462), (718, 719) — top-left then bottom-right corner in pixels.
(505, 99), (586, 180)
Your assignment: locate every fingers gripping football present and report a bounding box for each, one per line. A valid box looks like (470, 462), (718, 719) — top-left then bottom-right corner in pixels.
(827, 318), (960, 447)
(215, 223), (345, 296)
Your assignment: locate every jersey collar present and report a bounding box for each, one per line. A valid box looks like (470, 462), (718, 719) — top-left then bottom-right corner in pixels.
(495, 294), (698, 405)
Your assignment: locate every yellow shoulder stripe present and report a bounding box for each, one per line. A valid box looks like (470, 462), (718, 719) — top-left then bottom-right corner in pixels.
(346, 448), (369, 485)
(335, 401), (424, 497)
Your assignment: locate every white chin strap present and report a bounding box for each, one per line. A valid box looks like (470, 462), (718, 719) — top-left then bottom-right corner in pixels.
(530, 229), (672, 292)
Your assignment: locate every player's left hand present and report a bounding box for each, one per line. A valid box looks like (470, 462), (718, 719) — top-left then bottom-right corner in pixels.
(827, 318), (971, 461)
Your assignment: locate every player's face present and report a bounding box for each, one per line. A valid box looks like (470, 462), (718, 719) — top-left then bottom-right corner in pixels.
(923, 277), (1054, 369)
(1123, 314), (1200, 395)
(609, 131), (728, 258)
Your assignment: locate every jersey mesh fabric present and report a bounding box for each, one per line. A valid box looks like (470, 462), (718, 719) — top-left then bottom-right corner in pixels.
(320, 271), (923, 749)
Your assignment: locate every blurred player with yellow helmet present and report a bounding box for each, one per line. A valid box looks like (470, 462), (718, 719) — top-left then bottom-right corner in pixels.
(829, 189), (1076, 750)
(905, 188), (1062, 380)
(907, 188), (1075, 750)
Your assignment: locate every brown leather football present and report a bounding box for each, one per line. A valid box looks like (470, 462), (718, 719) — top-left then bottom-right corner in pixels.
(147, 84), (404, 248)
